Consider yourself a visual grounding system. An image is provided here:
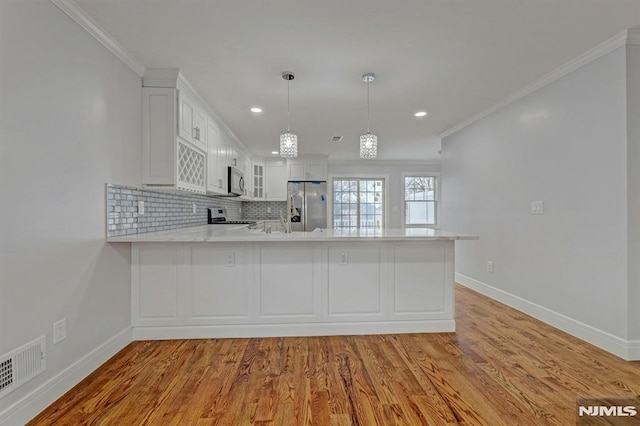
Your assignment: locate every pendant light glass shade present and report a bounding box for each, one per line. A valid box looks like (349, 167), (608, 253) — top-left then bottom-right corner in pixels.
(359, 132), (377, 159)
(280, 131), (298, 158)
(280, 71), (298, 158)
(360, 73), (377, 159)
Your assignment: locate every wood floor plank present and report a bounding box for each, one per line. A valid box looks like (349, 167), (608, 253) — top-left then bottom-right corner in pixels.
(28, 285), (640, 425)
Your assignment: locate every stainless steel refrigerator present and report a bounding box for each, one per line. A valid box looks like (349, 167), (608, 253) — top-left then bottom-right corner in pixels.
(287, 181), (327, 232)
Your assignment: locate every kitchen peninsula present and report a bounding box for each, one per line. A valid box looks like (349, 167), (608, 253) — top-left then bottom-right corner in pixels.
(109, 226), (477, 340)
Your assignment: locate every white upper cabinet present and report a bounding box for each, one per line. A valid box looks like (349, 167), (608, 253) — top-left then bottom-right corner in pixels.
(216, 144), (229, 194)
(206, 121), (226, 195)
(288, 162), (305, 180)
(239, 153), (252, 198)
(252, 162), (265, 200)
(229, 147), (238, 168)
(287, 159), (328, 181)
(141, 70), (263, 197)
(142, 87), (206, 194)
(265, 162), (287, 201)
(178, 91), (207, 152)
(178, 94), (194, 141)
(215, 134), (235, 195)
(195, 109), (208, 150)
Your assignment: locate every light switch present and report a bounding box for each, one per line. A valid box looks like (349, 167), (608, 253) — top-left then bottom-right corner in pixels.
(531, 201), (544, 215)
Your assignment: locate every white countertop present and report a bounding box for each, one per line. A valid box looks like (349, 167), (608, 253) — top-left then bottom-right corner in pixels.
(107, 225), (478, 243)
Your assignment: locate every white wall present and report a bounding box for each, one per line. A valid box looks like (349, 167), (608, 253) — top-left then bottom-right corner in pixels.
(442, 48), (629, 340)
(0, 0), (140, 419)
(626, 45), (640, 342)
(328, 162), (441, 229)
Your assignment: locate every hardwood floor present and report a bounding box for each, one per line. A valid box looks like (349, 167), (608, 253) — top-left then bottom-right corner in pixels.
(29, 285), (640, 425)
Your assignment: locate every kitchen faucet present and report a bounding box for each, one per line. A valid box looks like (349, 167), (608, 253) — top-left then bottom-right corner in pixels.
(279, 195), (295, 233)
(279, 209), (292, 233)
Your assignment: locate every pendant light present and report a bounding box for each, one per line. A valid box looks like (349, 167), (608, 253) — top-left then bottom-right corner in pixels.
(279, 71), (298, 158)
(360, 72), (377, 159)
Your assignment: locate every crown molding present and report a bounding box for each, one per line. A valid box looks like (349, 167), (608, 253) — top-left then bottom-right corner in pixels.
(626, 27), (640, 45)
(439, 30), (630, 140)
(50, 0), (244, 157)
(50, 0), (145, 77)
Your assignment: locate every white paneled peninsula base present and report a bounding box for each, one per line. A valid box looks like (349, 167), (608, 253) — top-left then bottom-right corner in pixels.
(111, 227), (477, 340)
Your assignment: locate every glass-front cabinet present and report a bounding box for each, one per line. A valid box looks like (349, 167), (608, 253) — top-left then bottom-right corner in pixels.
(253, 163), (264, 199)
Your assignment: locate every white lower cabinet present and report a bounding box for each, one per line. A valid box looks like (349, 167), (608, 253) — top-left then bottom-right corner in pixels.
(327, 245), (385, 320)
(131, 240), (454, 338)
(256, 245), (323, 322)
(391, 243), (450, 319)
(132, 245), (181, 326)
(184, 245), (250, 323)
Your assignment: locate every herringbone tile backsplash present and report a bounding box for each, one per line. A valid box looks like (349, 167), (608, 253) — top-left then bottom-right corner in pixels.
(241, 201), (287, 221)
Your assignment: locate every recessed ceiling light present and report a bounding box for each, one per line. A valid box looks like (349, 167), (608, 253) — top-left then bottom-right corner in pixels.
(250, 107), (263, 113)
(414, 111), (428, 117)
(271, 151), (279, 155)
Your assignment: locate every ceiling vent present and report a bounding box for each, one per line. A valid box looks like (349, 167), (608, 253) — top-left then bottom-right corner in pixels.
(331, 136), (343, 143)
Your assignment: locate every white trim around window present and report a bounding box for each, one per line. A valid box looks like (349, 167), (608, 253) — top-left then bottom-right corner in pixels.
(328, 174), (390, 230)
(401, 172), (441, 229)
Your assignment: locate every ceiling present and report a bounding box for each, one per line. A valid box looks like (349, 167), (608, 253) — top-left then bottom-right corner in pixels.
(75, 0), (640, 161)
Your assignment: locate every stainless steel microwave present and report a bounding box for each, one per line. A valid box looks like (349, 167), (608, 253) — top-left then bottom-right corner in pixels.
(227, 166), (245, 196)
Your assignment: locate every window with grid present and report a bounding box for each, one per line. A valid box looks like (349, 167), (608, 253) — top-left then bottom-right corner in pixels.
(404, 176), (437, 226)
(333, 178), (384, 229)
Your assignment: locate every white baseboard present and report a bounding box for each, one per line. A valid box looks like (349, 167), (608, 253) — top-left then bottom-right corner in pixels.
(0, 327), (133, 426)
(133, 320), (455, 341)
(629, 340), (640, 360)
(456, 273), (639, 361)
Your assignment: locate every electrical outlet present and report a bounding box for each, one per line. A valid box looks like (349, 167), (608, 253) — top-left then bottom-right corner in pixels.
(487, 261), (494, 273)
(53, 318), (66, 344)
(192, 203), (197, 214)
(138, 200), (145, 215)
(531, 200), (544, 214)
(226, 253), (235, 267)
(267, 207), (271, 213)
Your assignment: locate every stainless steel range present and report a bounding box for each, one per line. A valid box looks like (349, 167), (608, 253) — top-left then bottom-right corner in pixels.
(207, 207), (256, 226)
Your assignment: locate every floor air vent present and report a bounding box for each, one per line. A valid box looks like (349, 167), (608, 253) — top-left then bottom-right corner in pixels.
(0, 336), (46, 399)
(331, 136), (343, 143)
